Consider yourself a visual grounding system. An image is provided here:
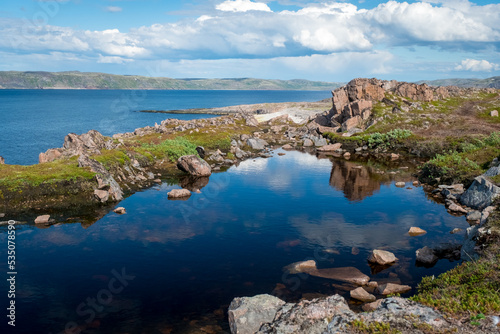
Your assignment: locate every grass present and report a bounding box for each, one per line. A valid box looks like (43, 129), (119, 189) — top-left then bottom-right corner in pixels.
(92, 149), (131, 170)
(140, 137), (198, 162)
(420, 132), (500, 184)
(0, 157), (96, 191)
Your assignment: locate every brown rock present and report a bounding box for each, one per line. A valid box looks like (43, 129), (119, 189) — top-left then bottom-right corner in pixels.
(376, 283), (411, 295)
(34, 215), (50, 224)
(177, 155), (212, 177)
(390, 153), (399, 160)
(0, 156), (4, 164)
(94, 189), (109, 203)
(412, 181), (420, 186)
(167, 189), (191, 199)
(282, 144), (293, 150)
(343, 152), (351, 158)
(317, 143), (342, 152)
(447, 202), (467, 214)
(309, 266), (370, 285)
(342, 115), (362, 132)
(39, 148), (62, 164)
(346, 78), (385, 102)
(350, 287), (376, 302)
(362, 299), (383, 312)
(408, 227), (427, 236)
(113, 207), (126, 214)
(368, 249), (398, 265)
(283, 260), (317, 274)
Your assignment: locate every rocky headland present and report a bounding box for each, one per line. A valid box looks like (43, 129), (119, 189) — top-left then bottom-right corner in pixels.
(1, 78), (499, 333)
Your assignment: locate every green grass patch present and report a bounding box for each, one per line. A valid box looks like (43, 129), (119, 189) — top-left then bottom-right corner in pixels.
(410, 255), (500, 318)
(92, 149), (131, 170)
(140, 137), (198, 162)
(0, 157), (96, 191)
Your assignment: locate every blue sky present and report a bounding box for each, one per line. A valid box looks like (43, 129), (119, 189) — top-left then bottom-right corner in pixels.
(0, 0), (499, 82)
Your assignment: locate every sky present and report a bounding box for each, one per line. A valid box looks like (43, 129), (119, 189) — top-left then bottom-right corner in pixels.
(0, 0), (499, 82)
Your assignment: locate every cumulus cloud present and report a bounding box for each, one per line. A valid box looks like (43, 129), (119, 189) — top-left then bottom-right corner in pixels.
(105, 6), (122, 13)
(216, 0), (272, 12)
(455, 59), (500, 71)
(97, 54), (133, 64)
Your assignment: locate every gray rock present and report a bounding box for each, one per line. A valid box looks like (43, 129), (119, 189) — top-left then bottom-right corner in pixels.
(466, 210), (482, 221)
(312, 136), (327, 147)
(416, 246), (438, 266)
(303, 138), (314, 147)
(460, 176), (500, 210)
(247, 138), (268, 150)
(177, 155), (212, 177)
(461, 225), (480, 261)
(78, 155), (123, 201)
(484, 165), (500, 177)
(258, 295), (353, 334)
(228, 294), (285, 334)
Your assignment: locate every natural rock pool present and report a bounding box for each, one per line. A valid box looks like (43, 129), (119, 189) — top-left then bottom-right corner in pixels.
(1, 150), (470, 333)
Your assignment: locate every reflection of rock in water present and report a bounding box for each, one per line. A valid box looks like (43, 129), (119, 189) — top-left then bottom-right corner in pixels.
(180, 176), (209, 192)
(329, 160), (382, 201)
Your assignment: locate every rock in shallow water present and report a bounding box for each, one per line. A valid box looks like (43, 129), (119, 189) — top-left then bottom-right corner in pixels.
(167, 189), (191, 199)
(177, 155), (212, 177)
(368, 249), (398, 266)
(350, 287), (376, 302)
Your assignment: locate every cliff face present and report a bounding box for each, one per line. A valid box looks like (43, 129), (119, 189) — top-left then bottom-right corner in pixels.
(326, 78), (484, 132)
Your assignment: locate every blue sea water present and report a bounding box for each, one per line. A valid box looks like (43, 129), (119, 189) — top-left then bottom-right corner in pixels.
(0, 151), (469, 333)
(0, 89), (330, 165)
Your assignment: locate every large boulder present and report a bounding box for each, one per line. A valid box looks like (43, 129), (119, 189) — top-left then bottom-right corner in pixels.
(460, 176), (500, 210)
(247, 138), (268, 150)
(228, 294), (285, 334)
(177, 155), (212, 177)
(258, 295), (354, 334)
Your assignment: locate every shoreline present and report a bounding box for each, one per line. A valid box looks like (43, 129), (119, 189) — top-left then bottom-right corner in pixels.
(1, 78), (499, 333)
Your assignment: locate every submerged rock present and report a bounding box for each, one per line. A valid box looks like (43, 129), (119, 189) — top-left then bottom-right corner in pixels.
(177, 155), (212, 177)
(350, 287), (376, 302)
(283, 260), (370, 285)
(376, 283), (411, 295)
(317, 143), (342, 152)
(416, 246), (438, 266)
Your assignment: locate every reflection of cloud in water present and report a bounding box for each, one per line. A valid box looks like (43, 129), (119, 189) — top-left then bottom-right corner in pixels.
(230, 158), (269, 174)
(290, 212), (418, 251)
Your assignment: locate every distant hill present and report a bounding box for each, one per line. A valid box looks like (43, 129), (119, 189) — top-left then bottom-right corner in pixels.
(416, 76), (500, 89)
(0, 71), (342, 90)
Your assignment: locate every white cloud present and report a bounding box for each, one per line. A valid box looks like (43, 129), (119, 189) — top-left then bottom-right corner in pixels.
(216, 0), (272, 12)
(105, 6), (122, 13)
(455, 59), (500, 72)
(97, 54), (133, 64)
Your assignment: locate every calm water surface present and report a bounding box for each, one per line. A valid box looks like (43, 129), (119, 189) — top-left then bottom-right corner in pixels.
(0, 90), (329, 165)
(0, 151), (469, 334)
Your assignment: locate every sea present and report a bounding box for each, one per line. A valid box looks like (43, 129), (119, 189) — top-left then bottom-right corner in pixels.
(0, 90), (469, 333)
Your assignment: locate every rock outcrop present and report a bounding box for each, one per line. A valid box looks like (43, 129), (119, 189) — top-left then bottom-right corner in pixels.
(326, 78), (466, 133)
(229, 295), (461, 334)
(460, 176), (500, 210)
(78, 155), (123, 202)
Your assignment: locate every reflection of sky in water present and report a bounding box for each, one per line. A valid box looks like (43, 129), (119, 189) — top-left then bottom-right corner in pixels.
(0, 150), (470, 333)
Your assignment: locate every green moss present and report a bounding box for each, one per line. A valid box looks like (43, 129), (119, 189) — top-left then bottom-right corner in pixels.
(140, 137), (198, 162)
(92, 149), (131, 170)
(348, 320), (401, 334)
(0, 157), (96, 191)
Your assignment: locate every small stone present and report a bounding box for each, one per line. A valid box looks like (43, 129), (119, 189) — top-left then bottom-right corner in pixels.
(376, 283), (411, 295)
(390, 153), (399, 160)
(282, 144), (293, 150)
(94, 189), (109, 203)
(0, 213), (4, 218)
(113, 207), (126, 214)
(395, 182), (406, 187)
(343, 152), (351, 158)
(351, 247), (360, 255)
(491, 110), (499, 117)
(448, 202), (467, 214)
(368, 249), (398, 265)
(362, 299), (383, 312)
(153, 179), (162, 183)
(278, 153), (286, 156)
(450, 228), (463, 234)
(412, 181), (420, 186)
(350, 287), (376, 302)
(317, 143), (342, 152)
(416, 246), (438, 265)
(34, 215), (50, 224)
(408, 227), (427, 236)
(303, 138), (314, 147)
(167, 189), (191, 198)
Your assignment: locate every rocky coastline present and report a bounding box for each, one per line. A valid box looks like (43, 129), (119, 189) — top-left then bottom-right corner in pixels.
(1, 78), (499, 332)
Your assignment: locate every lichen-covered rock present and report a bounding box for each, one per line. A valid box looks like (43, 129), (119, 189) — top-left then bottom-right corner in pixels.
(228, 294), (285, 334)
(177, 155), (212, 177)
(460, 176), (500, 210)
